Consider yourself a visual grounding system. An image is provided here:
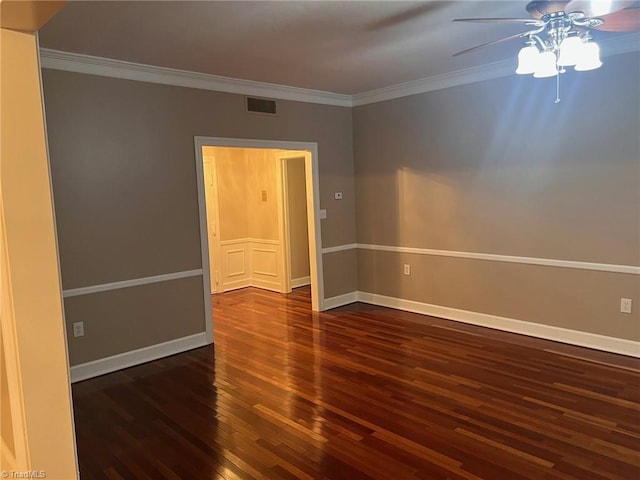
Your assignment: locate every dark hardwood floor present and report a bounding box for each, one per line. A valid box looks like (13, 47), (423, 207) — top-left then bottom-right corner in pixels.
(72, 287), (640, 480)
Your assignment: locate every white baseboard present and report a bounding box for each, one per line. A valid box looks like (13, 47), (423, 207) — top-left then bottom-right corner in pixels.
(69, 332), (210, 383)
(222, 279), (251, 292)
(221, 279), (287, 293)
(291, 276), (311, 288)
(251, 278), (283, 292)
(357, 292), (640, 358)
(323, 292), (359, 310)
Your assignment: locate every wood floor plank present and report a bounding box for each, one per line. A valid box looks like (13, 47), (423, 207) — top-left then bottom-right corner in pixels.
(72, 286), (640, 479)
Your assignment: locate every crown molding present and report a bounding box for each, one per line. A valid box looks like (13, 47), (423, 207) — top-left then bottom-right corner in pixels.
(352, 32), (640, 107)
(39, 48), (353, 107)
(40, 32), (639, 108)
(352, 59), (515, 107)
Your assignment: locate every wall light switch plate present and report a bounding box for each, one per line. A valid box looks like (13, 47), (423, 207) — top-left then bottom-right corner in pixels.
(319, 209), (327, 219)
(403, 264), (411, 275)
(73, 322), (84, 337)
(620, 298), (632, 314)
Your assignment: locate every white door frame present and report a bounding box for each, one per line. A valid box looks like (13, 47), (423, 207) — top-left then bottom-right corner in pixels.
(280, 156), (293, 293)
(193, 137), (324, 328)
(279, 153), (312, 292)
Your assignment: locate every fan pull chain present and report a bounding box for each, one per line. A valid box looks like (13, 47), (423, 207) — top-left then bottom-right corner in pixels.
(555, 69), (561, 104)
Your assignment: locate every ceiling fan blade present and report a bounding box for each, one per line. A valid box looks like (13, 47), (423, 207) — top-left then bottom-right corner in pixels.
(592, 6), (640, 30)
(565, 0), (635, 16)
(453, 18), (544, 25)
(453, 31), (531, 57)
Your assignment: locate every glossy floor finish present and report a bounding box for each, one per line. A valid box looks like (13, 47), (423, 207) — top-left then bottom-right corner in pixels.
(72, 287), (640, 480)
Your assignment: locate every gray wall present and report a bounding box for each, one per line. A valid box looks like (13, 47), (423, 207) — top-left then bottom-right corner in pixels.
(42, 69), (356, 365)
(43, 50), (640, 366)
(353, 52), (640, 341)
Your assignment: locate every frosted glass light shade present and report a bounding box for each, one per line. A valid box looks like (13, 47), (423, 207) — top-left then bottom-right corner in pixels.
(533, 51), (558, 78)
(575, 42), (602, 71)
(558, 36), (584, 66)
(516, 45), (540, 74)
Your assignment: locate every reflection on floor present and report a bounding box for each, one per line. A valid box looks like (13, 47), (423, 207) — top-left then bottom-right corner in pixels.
(72, 286), (640, 479)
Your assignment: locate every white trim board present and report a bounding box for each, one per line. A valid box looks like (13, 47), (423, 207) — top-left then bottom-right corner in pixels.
(39, 48), (351, 107)
(323, 243), (639, 275)
(323, 292), (359, 310)
(322, 291), (640, 358)
(69, 332), (209, 383)
(40, 34), (640, 108)
(322, 243), (357, 254)
(63, 269), (203, 298)
(291, 276), (311, 288)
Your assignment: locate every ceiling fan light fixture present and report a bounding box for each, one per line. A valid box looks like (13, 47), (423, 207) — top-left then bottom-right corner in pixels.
(574, 41), (603, 70)
(533, 51), (558, 78)
(516, 44), (541, 74)
(557, 36), (585, 66)
(453, 0), (640, 100)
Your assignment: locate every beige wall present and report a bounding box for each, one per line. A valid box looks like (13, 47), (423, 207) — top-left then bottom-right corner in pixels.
(247, 148), (280, 241)
(42, 69), (355, 364)
(353, 52), (640, 340)
(1, 27), (77, 478)
(285, 157), (311, 281)
(209, 147), (249, 241)
(205, 146), (283, 243)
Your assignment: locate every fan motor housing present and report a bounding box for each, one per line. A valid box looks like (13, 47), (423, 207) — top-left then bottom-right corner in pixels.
(526, 0), (570, 19)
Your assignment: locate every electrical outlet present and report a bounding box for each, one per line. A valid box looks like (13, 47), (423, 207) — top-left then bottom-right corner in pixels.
(403, 264), (411, 275)
(73, 322), (84, 337)
(620, 298), (632, 314)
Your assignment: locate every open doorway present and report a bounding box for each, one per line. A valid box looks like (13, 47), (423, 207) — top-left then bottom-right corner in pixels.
(201, 146), (310, 294)
(194, 137), (324, 323)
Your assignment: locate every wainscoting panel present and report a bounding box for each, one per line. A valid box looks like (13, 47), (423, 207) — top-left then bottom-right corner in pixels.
(226, 249), (246, 277)
(250, 239), (282, 292)
(219, 238), (284, 292)
(220, 240), (250, 291)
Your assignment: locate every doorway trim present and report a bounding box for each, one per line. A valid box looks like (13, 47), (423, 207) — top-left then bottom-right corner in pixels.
(194, 137), (324, 328)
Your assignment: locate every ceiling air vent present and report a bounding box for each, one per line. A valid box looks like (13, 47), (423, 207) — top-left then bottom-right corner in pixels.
(246, 96), (277, 115)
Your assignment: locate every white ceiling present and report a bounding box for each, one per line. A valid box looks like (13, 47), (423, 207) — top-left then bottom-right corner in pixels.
(39, 1), (638, 95)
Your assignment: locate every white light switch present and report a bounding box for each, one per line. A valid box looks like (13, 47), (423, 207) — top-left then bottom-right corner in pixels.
(621, 298), (632, 314)
(319, 209), (327, 219)
(73, 322), (84, 337)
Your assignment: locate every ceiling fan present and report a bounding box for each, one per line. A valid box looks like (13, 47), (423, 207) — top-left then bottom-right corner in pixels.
(452, 0), (640, 101)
